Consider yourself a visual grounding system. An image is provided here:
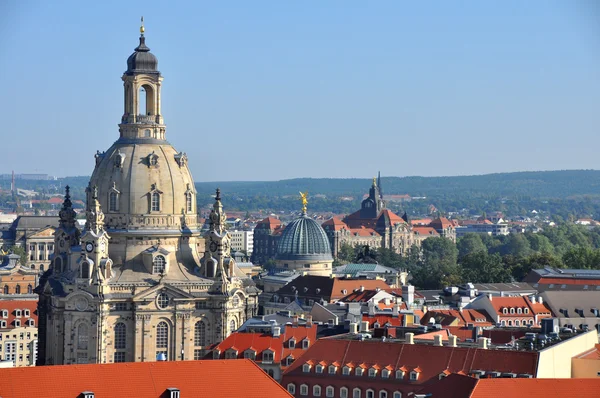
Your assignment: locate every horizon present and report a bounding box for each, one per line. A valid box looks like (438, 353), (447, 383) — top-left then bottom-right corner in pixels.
(1, 1), (599, 180)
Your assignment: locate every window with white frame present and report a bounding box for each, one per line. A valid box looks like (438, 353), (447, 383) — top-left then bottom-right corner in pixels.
(313, 385), (322, 397)
(109, 191), (119, 212)
(300, 384), (308, 396)
(410, 371), (419, 381)
(503, 308), (508, 314)
(15, 310), (21, 318)
(28, 319), (34, 327)
(263, 350), (274, 362)
(366, 390), (375, 398)
(287, 384), (296, 394)
(382, 369), (390, 378)
(156, 321), (169, 359)
(396, 370), (405, 379)
(353, 388), (362, 398)
(379, 391), (388, 398)
(510, 308), (515, 314)
(303, 363), (311, 373)
(14, 320), (20, 327)
(302, 339), (310, 349)
(286, 356), (294, 366)
(524, 308), (529, 314)
(368, 368), (377, 377)
(288, 338), (296, 349)
(355, 367), (364, 376)
(517, 308), (522, 314)
(316, 364), (324, 373)
(393, 392), (402, 398)
(24, 310), (30, 317)
(326, 386), (335, 398)
(151, 192), (160, 212)
(340, 388), (349, 398)
(343, 366), (351, 375)
(329, 365), (337, 374)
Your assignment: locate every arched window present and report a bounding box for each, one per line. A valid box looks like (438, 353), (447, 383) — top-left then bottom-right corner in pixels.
(109, 192), (118, 212)
(353, 388), (362, 398)
(510, 308), (515, 314)
(3, 285), (8, 294)
(186, 192), (193, 213)
(517, 308), (522, 314)
(287, 384), (296, 394)
(340, 387), (349, 398)
(15, 285), (21, 294)
(515, 320), (520, 326)
(267, 369), (275, 377)
(31, 264), (35, 270)
(379, 391), (388, 398)
(81, 262), (90, 279)
(194, 321), (206, 347)
(77, 323), (89, 350)
(40, 264), (44, 271)
(27, 285), (32, 294)
(151, 192), (160, 211)
(114, 322), (126, 350)
(313, 385), (322, 397)
(232, 295), (240, 307)
(153, 255), (166, 274)
(229, 319), (236, 334)
(366, 390), (375, 398)
(156, 321), (169, 358)
(326, 386), (335, 398)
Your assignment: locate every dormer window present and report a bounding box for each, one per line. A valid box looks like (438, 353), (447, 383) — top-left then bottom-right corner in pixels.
(303, 363), (311, 373)
(15, 310), (21, 318)
(502, 308), (508, 314)
(328, 365), (337, 374)
(343, 366), (351, 375)
(1, 310), (7, 318)
(212, 350), (220, 359)
(263, 350), (274, 363)
(368, 368), (377, 377)
(374, 322), (380, 328)
(302, 339), (310, 349)
(225, 349), (238, 359)
(517, 308), (522, 314)
(167, 388), (180, 398)
(24, 309), (30, 317)
(153, 255), (166, 274)
(28, 319), (35, 327)
(149, 184), (163, 212)
(355, 367), (364, 376)
(147, 151), (159, 167)
(382, 369), (390, 379)
(316, 364), (324, 374)
(396, 370), (405, 379)
(410, 371), (419, 381)
(524, 308), (529, 314)
(510, 308), (515, 314)
(288, 338), (296, 349)
(14, 320), (20, 327)
(286, 356), (294, 366)
(244, 350), (256, 360)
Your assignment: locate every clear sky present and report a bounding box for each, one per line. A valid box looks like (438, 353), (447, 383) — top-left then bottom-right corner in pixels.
(0, 1), (599, 181)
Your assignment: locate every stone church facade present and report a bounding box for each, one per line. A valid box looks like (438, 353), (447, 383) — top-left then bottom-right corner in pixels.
(36, 25), (259, 365)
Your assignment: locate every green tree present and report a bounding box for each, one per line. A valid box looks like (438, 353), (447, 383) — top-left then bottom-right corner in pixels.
(511, 252), (563, 281)
(412, 237), (460, 289)
(337, 243), (356, 263)
(562, 246), (600, 269)
(460, 252), (511, 283)
(526, 233), (554, 254)
(457, 233), (486, 259)
(10, 246), (27, 266)
(499, 234), (532, 258)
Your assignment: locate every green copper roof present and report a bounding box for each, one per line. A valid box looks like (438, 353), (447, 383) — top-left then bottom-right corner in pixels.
(276, 214), (332, 261)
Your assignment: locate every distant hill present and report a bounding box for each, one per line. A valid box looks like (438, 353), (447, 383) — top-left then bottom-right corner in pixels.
(194, 170), (600, 200)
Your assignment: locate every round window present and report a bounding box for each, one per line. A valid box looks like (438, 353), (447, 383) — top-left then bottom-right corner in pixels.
(157, 293), (169, 309)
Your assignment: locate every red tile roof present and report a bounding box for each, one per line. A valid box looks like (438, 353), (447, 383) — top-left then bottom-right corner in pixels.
(429, 217), (454, 229)
(378, 209), (405, 225)
(422, 309), (494, 327)
(0, 360), (292, 398)
(412, 226), (440, 237)
(349, 227), (380, 237)
(212, 325), (317, 366)
(321, 217), (349, 231)
(536, 277), (600, 286)
(282, 340), (538, 392)
(489, 296), (552, 317)
(362, 314), (405, 328)
(0, 300), (38, 329)
(424, 373), (600, 398)
(331, 280), (391, 301)
(410, 218), (433, 226)
(257, 217), (282, 227)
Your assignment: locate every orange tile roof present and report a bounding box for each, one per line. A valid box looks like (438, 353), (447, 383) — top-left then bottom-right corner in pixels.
(423, 309), (494, 327)
(489, 296), (552, 317)
(0, 300), (38, 329)
(424, 373), (600, 398)
(257, 217), (282, 227)
(412, 226), (440, 236)
(349, 226), (380, 237)
(0, 360), (292, 398)
(322, 217), (349, 231)
(331, 279), (391, 301)
(410, 218), (433, 226)
(362, 314), (404, 328)
(213, 325), (317, 366)
(378, 209), (405, 225)
(429, 217), (454, 229)
(536, 277), (600, 286)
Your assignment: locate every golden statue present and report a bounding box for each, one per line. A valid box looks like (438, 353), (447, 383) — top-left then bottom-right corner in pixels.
(372, 176), (377, 186)
(140, 16), (145, 34)
(299, 191), (308, 213)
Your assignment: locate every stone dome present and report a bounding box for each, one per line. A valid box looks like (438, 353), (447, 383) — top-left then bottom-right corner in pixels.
(277, 214), (333, 261)
(126, 36), (158, 74)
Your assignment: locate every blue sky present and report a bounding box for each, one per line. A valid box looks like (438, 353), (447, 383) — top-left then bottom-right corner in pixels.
(0, 1), (598, 181)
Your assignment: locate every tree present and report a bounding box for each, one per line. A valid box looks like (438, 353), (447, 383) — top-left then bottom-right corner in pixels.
(562, 246), (600, 269)
(355, 245), (377, 264)
(10, 246), (27, 266)
(457, 233), (486, 259)
(412, 237), (460, 289)
(512, 252), (563, 281)
(498, 234), (532, 258)
(526, 234), (554, 254)
(337, 243), (355, 263)
(460, 252), (511, 283)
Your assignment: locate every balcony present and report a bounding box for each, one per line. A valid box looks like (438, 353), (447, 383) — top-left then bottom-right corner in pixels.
(121, 114), (158, 124)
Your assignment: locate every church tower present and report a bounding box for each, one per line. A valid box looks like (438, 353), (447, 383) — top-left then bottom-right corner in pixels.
(37, 20), (259, 365)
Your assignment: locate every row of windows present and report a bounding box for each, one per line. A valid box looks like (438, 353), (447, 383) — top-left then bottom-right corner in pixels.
(1, 309), (32, 318)
(288, 384), (402, 398)
(501, 307), (530, 315)
(108, 192), (194, 213)
(0, 319), (35, 328)
(1, 285), (34, 295)
(500, 319), (534, 326)
(0, 331), (36, 341)
(303, 364), (419, 380)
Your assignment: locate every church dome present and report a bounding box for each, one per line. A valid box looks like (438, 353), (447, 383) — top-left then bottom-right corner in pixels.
(126, 36), (158, 74)
(277, 214), (333, 261)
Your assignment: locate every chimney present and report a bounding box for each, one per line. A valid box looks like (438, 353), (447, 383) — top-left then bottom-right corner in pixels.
(273, 326), (281, 337)
(306, 315), (313, 326)
(360, 285), (365, 292)
(488, 294), (492, 302)
(360, 321), (370, 332)
(392, 305), (399, 316)
(349, 323), (358, 334)
(434, 334), (443, 346)
(449, 335), (458, 347)
(405, 332), (414, 345)
(368, 302), (376, 316)
(538, 296), (543, 304)
(478, 337), (488, 350)
(384, 298), (391, 305)
(292, 315), (299, 326)
(402, 285), (414, 306)
(530, 296), (536, 304)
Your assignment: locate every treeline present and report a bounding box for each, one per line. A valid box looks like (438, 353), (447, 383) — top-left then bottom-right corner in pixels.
(336, 224), (600, 290)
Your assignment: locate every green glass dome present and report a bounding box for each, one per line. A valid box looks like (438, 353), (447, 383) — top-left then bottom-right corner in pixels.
(277, 214), (333, 261)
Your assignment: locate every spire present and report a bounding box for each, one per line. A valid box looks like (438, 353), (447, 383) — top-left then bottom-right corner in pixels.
(85, 185), (105, 233)
(58, 186), (77, 229)
(378, 171), (383, 197)
(134, 16), (150, 52)
(140, 16), (145, 35)
(209, 188), (227, 233)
